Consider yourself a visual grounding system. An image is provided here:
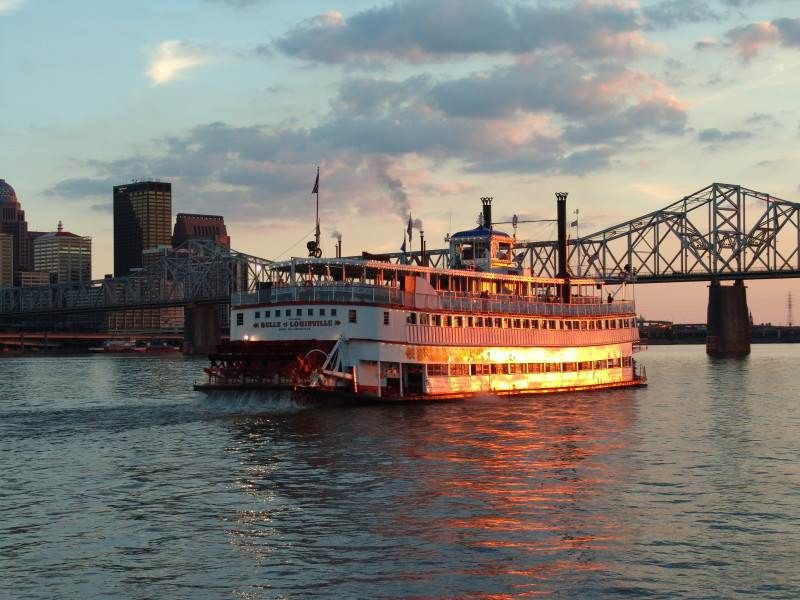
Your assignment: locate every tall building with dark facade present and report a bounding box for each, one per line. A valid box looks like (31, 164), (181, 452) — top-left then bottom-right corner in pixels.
(0, 179), (31, 273)
(172, 213), (230, 248)
(0, 233), (13, 286)
(113, 181), (172, 276)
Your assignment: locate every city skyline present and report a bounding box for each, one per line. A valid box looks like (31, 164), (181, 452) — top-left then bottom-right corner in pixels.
(3, 0), (800, 322)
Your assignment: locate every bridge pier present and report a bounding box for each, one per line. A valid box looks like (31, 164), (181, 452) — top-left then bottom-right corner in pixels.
(706, 279), (750, 357)
(184, 304), (220, 355)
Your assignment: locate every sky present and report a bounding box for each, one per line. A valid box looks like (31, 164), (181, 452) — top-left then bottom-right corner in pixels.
(2, 0), (800, 324)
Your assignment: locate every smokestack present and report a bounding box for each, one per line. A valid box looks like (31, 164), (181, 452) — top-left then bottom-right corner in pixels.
(420, 230), (426, 266)
(556, 192), (571, 303)
(481, 197), (493, 230)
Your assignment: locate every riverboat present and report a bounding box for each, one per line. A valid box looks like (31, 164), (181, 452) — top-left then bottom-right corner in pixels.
(195, 195), (645, 400)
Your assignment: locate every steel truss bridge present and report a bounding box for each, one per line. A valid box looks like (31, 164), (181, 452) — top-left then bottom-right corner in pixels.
(519, 182), (800, 283)
(0, 240), (273, 320)
(1, 183), (799, 324)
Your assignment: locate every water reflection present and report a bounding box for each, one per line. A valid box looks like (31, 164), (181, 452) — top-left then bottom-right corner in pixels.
(221, 392), (639, 596)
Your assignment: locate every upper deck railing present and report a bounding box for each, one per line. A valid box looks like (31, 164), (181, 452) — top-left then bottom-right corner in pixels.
(232, 284), (635, 318)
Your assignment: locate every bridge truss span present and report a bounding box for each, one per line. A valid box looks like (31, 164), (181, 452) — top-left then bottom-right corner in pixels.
(517, 183), (800, 283)
(0, 240), (274, 318)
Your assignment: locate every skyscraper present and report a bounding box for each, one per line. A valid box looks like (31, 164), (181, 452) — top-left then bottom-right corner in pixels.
(172, 213), (230, 248)
(113, 181), (172, 276)
(0, 179), (31, 273)
(0, 233), (13, 286)
(33, 221), (92, 284)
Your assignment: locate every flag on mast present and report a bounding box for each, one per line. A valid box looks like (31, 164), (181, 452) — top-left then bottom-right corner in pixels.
(400, 236), (407, 253)
(312, 168), (319, 195)
(407, 214), (413, 242)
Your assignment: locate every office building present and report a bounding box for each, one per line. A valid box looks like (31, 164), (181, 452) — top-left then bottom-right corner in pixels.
(172, 213), (230, 248)
(113, 181), (172, 276)
(0, 233), (12, 286)
(0, 179), (31, 273)
(33, 221), (92, 284)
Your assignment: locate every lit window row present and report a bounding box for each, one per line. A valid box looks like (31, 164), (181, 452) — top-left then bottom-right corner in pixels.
(425, 356), (632, 377)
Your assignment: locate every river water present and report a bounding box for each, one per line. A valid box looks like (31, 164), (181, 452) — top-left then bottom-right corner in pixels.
(1, 345), (799, 599)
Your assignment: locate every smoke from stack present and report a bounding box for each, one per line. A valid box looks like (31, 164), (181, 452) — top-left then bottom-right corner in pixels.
(330, 230), (342, 241)
(371, 156), (423, 231)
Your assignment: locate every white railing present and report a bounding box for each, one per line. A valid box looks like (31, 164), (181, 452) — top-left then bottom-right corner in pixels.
(232, 284), (635, 317)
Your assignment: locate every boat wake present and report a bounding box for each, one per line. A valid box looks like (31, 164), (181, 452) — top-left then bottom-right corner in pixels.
(193, 389), (324, 415)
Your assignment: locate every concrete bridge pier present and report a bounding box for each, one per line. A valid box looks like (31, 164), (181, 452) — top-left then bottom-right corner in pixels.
(706, 279), (751, 357)
(184, 304), (220, 355)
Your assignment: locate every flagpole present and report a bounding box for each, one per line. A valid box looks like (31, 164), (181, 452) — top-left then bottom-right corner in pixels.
(575, 208), (580, 276)
(315, 166), (321, 250)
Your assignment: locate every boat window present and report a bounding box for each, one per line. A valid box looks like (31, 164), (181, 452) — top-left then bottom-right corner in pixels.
(296, 309), (302, 317)
(532, 319), (539, 329)
(510, 363), (525, 374)
(445, 315), (453, 327)
(236, 313), (244, 326)
(513, 318), (521, 328)
(275, 309), (281, 317)
(455, 316), (464, 327)
(433, 314), (442, 327)
(450, 364), (469, 376)
(580, 321), (587, 330)
(331, 308), (337, 316)
(594, 360), (607, 369)
(383, 311), (390, 325)
(420, 313), (430, 326)
(319, 308), (325, 316)
(523, 319), (530, 329)
(527, 363), (542, 373)
(622, 356), (632, 367)
(265, 310), (271, 318)
(495, 318), (503, 328)
(563, 362), (578, 372)
(349, 309), (357, 323)
(579, 361), (593, 371)
(427, 364), (448, 376)
(308, 309), (314, 316)
(468, 316), (474, 327)
(408, 312), (418, 325)
(255, 311), (260, 319)
(546, 362), (560, 373)
(548, 320), (557, 330)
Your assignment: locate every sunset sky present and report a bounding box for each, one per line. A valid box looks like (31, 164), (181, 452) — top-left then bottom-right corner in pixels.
(2, 0), (799, 323)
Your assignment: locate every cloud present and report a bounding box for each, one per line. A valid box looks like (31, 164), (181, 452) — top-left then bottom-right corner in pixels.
(697, 128), (754, 145)
(274, 0), (651, 65)
(745, 112), (777, 126)
(643, 0), (718, 30)
(44, 177), (117, 198)
(49, 38), (688, 220)
(694, 37), (718, 50)
(146, 40), (212, 85)
(725, 17), (800, 60)
(0, 0), (24, 15)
